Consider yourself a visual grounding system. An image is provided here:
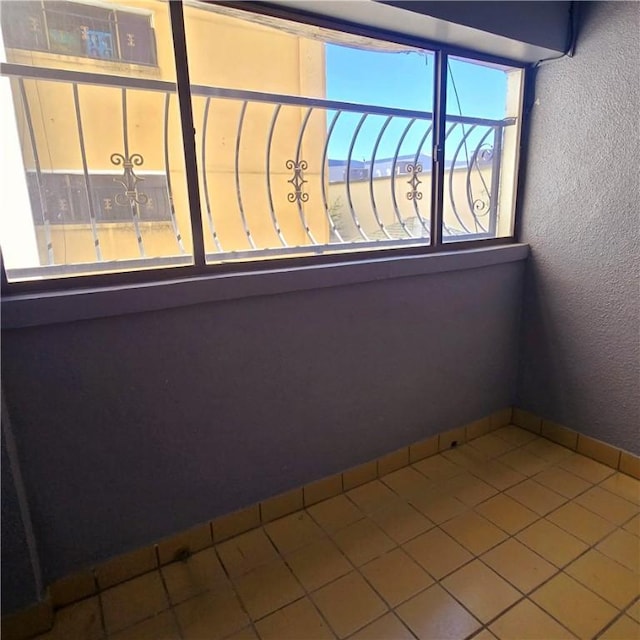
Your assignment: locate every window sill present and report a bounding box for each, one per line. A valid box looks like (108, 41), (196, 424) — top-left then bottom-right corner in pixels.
(1, 243), (528, 329)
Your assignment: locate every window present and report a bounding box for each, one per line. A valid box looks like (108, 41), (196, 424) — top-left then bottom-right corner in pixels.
(0, 0), (524, 286)
(1, 1), (157, 65)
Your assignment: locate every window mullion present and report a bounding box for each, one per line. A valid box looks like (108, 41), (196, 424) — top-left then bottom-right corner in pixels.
(430, 50), (447, 248)
(169, 0), (206, 268)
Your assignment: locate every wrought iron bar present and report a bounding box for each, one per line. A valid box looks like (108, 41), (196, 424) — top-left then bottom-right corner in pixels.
(0, 64), (516, 128)
(289, 107), (316, 244)
(72, 83), (102, 262)
(408, 124), (433, 237)
(18, 79), (54, 265)
(368, 116), (393, 240)
(320, 110), (345, 243)
(345, 113), (370, 241)
(390, 118), (417, 238)
(448, 123), (478, 234)
(163, 92), (187, 254)
(119, 88), (145, 257)
(265, 104), (287, 246)
(201, 96), (222, 251)
(464, 126), (495, 233)
(234, 101), (256, 249)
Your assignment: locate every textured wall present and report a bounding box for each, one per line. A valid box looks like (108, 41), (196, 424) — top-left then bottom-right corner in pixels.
(517, 1), (640, 453)
(2, 260), (523, 585)
(1, 408), (39, 614)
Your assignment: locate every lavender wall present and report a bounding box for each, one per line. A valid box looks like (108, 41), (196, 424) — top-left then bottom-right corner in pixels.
(517, 1), (640, 454)
(2, 259), (524, 590)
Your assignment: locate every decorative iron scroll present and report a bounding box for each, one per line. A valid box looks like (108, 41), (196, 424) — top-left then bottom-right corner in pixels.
(470, 144), (494, 216)
(286, 159), (309, 203)
(406, 163), (423, 201)
(110, 152), (148, 206)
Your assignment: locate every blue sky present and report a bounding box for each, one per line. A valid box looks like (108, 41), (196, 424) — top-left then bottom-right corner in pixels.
(324, 44), (508, 161)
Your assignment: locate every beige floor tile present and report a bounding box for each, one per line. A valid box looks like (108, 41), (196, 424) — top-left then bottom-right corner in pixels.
(264, 511), (325, 554)
(506, 479), (567, 516)
(307, 495), (364, 534)
(531, 573), (618, 639)
(285, 537), (352, 592)
(412, 455), (464, 481)
(161, 547), (229, 605)
(559, 454), (615, 483)
(442, 560), (521, 623)
(476, 494), (539, 535)
(343, 462), (377, 491)
(441, 445), (488, 470)
(517, 519), (589, 567)
(441, 511), (508, 555)
(217, 528), (279, 577)
(396, 584), (481, 640)
(489, 599), (575, 639)
(599, 615), (640, 640)
(304, 474), (343, 507)
(157, 523), (212, 566)
(471, 630), (499, 640)
(566, 549), (640, 608)
(534, 466), (592, 499)
(575, 486), (639, 525)
(233, 559), (304, 620)
(37, 597), (102, 640)
(360, 548), (433, 607)
(493, 425), (538, 446)
(440, 473), (498, 507)
(408, 490), (468, 524)
(600, 473), (640, 505)
(380, 467), (433, 499)
(482, 538), (557, 593)
(627, 600), (640, 623)
(403, 528), (473, 580)
(95, 546), (157, 590)
(498, 448), (549, 477)
(332, 518), (396, 567)
(468, 434), (514, 458)
(254, 597), (335, 639)
(349, 612), (414, 639)
(261, 488), (304, 523)
(369, 501), (433, 544)
(109, 611), (180, 640)
(547, 502), (616, 545)
(174, 588), (249, 640)
(624, 514), (640, 537)
(101, 571), (169, 635)
(469, 461), (527, 491)
(227, 627), (259, 640)
(596, 529), (640, 572)
(347, 481), (400, 514)
(523, 438), (574, 464)
(312, 572), (387, 639)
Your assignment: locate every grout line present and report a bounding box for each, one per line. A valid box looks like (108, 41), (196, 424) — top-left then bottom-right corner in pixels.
(45, 427), (640, 640)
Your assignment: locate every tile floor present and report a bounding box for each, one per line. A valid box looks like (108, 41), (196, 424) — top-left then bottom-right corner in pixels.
(35, 426), (640, 640)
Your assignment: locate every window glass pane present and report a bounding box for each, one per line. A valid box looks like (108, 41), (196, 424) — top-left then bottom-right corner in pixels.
(443, 56), (523, 242)
(183, 2), (435, 264)
(0, 0), (193, 281)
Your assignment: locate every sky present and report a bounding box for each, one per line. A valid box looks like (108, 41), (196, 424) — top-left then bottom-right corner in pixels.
(324, 44), (509, 161)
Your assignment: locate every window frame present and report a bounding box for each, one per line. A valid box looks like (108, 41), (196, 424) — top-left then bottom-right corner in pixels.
(0, 0), (531, 295)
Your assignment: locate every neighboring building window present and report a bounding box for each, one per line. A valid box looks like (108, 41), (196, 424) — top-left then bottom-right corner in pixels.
(26, 174), (172, 225)
(1, 1), (156, 65)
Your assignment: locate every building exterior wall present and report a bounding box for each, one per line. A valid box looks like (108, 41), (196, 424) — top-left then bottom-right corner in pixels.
(4, 0), (328, 266)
